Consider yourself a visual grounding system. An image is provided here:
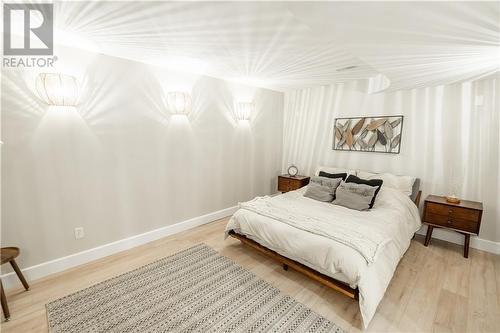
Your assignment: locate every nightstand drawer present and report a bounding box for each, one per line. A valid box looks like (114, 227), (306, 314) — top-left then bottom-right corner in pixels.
(426, 202), (480, 221)
(277, 175), (310, 192)
(424, 213), (479, 234)
(278, 177), (292, 192)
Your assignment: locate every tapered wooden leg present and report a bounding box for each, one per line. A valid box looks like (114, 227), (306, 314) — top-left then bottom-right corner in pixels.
(464, 234), (470, 258)
(9, 260), (29, 290)
(424, 226), (434, 246)
(0, 279), (10, 321)
(282, 264), (288, 271)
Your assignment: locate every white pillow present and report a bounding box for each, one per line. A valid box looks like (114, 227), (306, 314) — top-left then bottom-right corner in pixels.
(357, 170), (415, 196)
(315, 166), (357, 177)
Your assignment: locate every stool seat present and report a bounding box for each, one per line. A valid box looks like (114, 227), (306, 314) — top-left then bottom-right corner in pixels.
(1, 247), (20, 265)
(1, 247), (29, 321)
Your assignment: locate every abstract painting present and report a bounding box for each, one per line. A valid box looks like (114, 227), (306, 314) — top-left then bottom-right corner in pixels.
(333, 115), (404, 154)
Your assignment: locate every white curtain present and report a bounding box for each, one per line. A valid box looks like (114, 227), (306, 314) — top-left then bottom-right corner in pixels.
(283, 74), (499, 243)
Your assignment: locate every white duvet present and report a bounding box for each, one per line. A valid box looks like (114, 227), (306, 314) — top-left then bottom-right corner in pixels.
(225, 186), (421, 329)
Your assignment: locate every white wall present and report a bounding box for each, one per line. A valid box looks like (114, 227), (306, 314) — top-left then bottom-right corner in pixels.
(283, 77), (499, 243)
(1, 46), (284, 269)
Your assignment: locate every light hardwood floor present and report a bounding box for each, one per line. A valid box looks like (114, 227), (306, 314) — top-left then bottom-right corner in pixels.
(1, 218), (499, 332)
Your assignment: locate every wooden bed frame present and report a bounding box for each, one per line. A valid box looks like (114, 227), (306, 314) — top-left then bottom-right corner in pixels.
(228, 190), (422, 300)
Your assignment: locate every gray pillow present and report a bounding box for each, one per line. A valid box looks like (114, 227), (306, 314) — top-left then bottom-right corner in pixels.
(310, 176), (342, 191)
(332, 181), (378, 211)
(304, 183), (335, 202)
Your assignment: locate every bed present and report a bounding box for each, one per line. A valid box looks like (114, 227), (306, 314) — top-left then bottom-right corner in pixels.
(225, 167), (422, 329)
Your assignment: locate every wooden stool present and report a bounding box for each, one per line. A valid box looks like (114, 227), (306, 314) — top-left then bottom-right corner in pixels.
(1, 247), (30, 321)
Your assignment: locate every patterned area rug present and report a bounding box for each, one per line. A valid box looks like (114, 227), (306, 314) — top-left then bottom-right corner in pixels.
(46, 244), (345, 333)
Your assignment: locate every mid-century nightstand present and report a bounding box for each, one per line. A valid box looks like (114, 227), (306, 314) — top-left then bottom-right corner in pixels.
(422, 195), (483, 258)
(277, 175), (310, 193)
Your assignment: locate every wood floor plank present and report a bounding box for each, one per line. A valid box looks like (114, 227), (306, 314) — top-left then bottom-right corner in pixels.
(1, 218), (498, 333)
(384, 238), (447, 332)
(467, 250), (500, 333)
(432, 289), (468, 333)
(441, 242), (472, 297)
(495, 253), (500, 317)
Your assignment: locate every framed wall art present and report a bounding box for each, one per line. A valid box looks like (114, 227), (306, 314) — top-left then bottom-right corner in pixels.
(333, 115), (404, 154)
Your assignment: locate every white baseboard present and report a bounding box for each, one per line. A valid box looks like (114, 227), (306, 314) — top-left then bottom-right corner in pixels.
(417, 225), (500, 255)
(1, 206), (238, 291)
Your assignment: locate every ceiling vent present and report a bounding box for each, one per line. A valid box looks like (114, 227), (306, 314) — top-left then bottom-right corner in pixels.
(336, 65), (358, 72)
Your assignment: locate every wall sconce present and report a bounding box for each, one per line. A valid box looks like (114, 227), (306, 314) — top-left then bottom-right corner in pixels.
(236, 102), (254, 121)
(167, 91), (192, 116)
(35, 73), (79, 106)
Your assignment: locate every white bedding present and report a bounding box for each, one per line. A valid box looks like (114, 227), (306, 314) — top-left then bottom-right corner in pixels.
(225, 186), (421, 329)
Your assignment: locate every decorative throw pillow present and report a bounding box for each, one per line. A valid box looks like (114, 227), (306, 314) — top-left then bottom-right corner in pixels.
(304, 183), (335, 202)
(315, 166), (356, 177)
(310, 176), (342, 188)
(332, 181), (378, 211)
(345, 175), (383, 208)
(318, 171), (348, 181)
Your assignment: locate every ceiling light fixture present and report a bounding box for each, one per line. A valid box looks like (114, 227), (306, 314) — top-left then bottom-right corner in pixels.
(35, 73), (79, 106)
(167, 91), (192, 116)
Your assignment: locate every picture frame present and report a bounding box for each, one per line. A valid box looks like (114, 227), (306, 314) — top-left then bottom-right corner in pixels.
(333, 115), (404, 154)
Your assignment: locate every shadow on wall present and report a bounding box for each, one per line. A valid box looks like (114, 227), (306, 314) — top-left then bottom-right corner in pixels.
(77, 57), (155, 128)
(1, 71), (47, 141)
(191, 76), (220, 125)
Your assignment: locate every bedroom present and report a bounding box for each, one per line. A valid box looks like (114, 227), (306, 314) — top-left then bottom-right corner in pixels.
(0, 1), (499, 332)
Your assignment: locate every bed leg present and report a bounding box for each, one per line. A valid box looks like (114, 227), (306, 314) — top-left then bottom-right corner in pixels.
(282, 264), (288, 271)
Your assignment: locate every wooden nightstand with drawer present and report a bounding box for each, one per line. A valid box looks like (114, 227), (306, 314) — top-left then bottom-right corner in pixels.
(423, 195), (483, 258)
(277, 175), (310, 193)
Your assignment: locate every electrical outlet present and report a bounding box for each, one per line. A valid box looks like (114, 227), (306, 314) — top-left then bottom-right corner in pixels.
(74, 227), (85, 239)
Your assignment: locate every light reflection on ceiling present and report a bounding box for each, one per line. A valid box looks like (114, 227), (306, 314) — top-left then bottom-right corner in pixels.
(51, 1), (499, 92)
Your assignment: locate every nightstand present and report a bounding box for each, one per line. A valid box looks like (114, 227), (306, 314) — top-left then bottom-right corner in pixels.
(277, 175), (310, 193)
(422, 195), (483, 258)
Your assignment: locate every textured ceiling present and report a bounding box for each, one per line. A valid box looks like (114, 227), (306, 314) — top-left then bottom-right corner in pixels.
(288, 2), (500, 91)
(52, 1), (499, 91)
